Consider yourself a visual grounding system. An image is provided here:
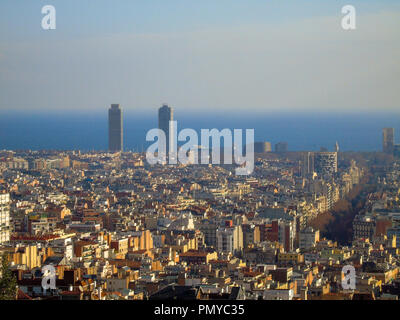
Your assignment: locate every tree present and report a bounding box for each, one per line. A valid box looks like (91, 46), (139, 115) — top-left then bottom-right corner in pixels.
(0, 252), (17, 300)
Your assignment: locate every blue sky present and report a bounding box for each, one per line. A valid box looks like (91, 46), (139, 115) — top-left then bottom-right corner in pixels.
(0, 0), (399, 114)
(1, 0), (399, 39)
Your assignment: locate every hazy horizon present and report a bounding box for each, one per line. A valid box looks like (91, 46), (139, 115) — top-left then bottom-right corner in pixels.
(1, 0), (400, 114)
(1, 110), (399, 152)
(1, 1), (399, 151)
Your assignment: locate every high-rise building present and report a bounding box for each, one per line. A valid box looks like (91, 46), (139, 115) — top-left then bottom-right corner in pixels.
(108, 104), (123, 152)
(276, 219), (296, 253)
(394, 145), (400, 158)
(334, 141), (340, 153)
(302, 152), (315, 177)
(275, 142), (288, 153)
(314, 152), (338, 177)
(254, 142), (272, 153)
(383, 128), (394, 154)
(158, 104), (174, 155)
(0, 193), (10, 244)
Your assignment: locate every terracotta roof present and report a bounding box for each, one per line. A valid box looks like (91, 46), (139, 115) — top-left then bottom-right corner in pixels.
(180, 251), (208, 257)
(11, 235), (58, 241)
(17, 288), (33, 300)
(210, 260), (229, 264)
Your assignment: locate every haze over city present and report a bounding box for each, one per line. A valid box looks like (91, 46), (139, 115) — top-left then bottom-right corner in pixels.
(1, 0), (400, 307)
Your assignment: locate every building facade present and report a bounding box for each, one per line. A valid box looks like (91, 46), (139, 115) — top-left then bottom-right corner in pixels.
(0, 193), (10, 244)
(299, 227), (320, 250)
(302, 152), (315, 177)
(314, 152), (338, 177)
(216, 226), (243, 254)
(383, 128), (395, 154)
(254, 142), (272, 153)
(108, 104), (123, 152)
(158, 104), (174, 156)
(275, 142), (288, 153)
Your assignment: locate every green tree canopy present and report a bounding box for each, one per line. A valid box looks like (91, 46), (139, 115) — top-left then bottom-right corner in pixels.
(0, 252), (17, 300)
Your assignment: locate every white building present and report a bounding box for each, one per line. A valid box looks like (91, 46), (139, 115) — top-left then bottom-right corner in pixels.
(6, 158), (29, 170)
(299, 227), (320, 250)
(0, 193), (10, 244)
(216, 226), (243, 254)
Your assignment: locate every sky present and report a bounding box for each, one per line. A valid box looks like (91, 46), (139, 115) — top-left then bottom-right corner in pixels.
(0, 0), (399, 115)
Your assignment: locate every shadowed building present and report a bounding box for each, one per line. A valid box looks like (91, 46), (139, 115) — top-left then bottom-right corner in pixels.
(254, 142), (272, 153)
(302, 151), (338, 178)
(314, 152), (338, 177)
(158, 104), (174, 155)
(275, 142), (288, 153)
(302, 152), (315, 177)
(394, 145), (400, 158)
(108, 104), (123, 152)
(383, 128), (394, 154)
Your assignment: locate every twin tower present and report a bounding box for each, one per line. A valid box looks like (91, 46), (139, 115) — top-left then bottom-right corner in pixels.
(108, 104), (173, 153)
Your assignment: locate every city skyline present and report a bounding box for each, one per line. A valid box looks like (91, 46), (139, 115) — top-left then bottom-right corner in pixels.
(1, 108), (399, 153)
(1, 1), (400, 305)
(108, 104), (123, 152)
(158, 104), (174, 156)
(383, 127), (395, 154)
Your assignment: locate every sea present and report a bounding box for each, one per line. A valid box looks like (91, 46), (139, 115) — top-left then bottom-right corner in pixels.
(0, 110), (399, 152)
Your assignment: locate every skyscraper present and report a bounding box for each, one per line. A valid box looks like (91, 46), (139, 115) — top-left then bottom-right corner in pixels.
(335, 141), (340, 153)
(275, 142), (288, 153)
(108, 104), (123, 152)
(394, 145), (400, 158)
(302, 152), (315, 177)
(383, 128), (394, 154)
(0, 193), (10, 244)
(158, 104), (174, 155)
(314, 152), (338, 177)
(254, 142), (272, 153)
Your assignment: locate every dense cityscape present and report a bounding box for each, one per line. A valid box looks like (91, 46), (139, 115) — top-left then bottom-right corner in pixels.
(0, 104), (400, 300)
(0, 2), (399, 310)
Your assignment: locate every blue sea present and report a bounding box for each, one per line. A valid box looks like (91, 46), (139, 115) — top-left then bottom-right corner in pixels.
(0, 110), (399, 152)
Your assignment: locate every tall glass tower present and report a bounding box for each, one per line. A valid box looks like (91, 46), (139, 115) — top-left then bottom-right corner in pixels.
(108, 104), (123, 152)
(383, 128), (394, 154)
(158, 104), (174, 155)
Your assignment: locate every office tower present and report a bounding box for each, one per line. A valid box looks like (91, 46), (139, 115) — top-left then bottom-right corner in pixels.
(158, 104), (174, 155)
(108, 104), (123, 152)
(323, 182), (334, 210)
(254, 142), (272, 153)
(187, 150), (196, 164)
(275, 142), (288, 153)
(394, 145), (400, 158)
(0, 193), (10, 244)
(302, 152), (315, 177)
(276, 219), (296, 253)
(383, 128), (394, 154)
(314, 152), (338, 177)
(335, 141), (340, 153)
